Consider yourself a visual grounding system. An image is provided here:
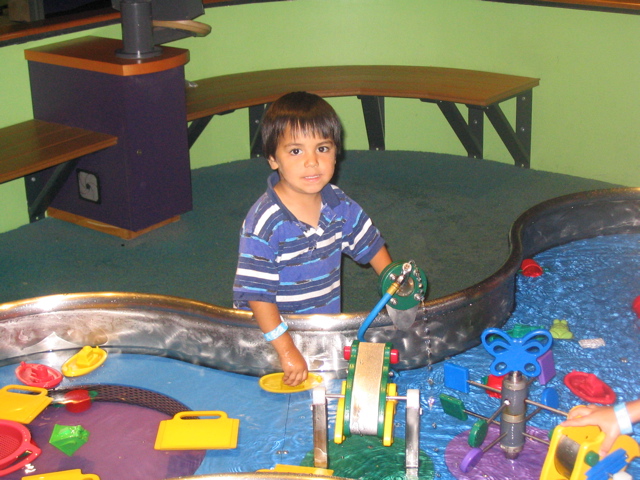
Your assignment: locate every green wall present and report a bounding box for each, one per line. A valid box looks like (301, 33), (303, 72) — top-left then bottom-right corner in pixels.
(1, 0), (639, 233)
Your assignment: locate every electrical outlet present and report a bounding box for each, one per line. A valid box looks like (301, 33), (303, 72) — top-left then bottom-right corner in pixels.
(77, 169), (100, 203)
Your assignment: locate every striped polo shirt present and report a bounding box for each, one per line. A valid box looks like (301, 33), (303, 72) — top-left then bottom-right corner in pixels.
(233, 172), (385, 314)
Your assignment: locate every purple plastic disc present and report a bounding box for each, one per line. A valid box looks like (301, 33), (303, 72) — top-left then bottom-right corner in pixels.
(460, 447), (484, 473)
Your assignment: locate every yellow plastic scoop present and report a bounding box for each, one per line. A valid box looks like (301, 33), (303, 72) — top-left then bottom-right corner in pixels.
(0, 384), (52, 424)
(259, 372), (323, 393)
(154, 411), (239, 450)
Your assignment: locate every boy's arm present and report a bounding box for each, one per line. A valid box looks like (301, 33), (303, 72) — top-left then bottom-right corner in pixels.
(249, 300), (308, 387)
(369, 245), (393, 275)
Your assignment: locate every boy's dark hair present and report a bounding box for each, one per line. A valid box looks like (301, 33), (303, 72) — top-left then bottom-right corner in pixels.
(261, 92), (342, 159)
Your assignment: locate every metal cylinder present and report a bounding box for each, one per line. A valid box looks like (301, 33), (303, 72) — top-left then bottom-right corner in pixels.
(555, 435), (581, 478)
(117, 0), (161, 59)
(500, 371), (528, 459)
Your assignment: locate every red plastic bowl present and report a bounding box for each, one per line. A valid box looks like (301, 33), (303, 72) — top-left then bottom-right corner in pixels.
(0, 419), (41, 476)
(564, 370), (616, 405)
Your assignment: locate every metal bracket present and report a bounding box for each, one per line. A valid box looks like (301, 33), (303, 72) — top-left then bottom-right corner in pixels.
(249, 104), (269, 158)
(188, 115), (213, 149)
(25, 159), (80, 223)
(425, 90), (533, 168)
(484, 90), (533, 168)
(429, 100), (484, 159)
(358, 95), (386, 151)
(187, 109), (236, 150)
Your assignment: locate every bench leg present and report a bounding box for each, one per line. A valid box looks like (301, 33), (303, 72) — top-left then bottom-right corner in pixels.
(25, 159), (79, 223)
(358, 95), (385, 151)
(188, 115), (214, 149)
(484, 90), (532, 168)
(188, 109), (237, 150)
(432, 100), (484, 160)
(516, 89), (533, 165)
(468, 107), (484, 158)
(249, 104), (269, 158)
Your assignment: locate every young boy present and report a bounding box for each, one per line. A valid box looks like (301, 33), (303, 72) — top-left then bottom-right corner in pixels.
(233, 92), (392, 386)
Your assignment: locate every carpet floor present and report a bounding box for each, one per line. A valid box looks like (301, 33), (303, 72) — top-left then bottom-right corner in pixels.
(0, 150), (621, 312)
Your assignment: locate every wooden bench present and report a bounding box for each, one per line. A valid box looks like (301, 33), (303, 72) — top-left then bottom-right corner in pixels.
(0, 119), (117, 222)
(0, 64), (536, 229)
(185, 65), (540, 168)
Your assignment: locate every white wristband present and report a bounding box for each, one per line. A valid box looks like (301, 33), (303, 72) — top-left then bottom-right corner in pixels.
(614, 403), (633, 435)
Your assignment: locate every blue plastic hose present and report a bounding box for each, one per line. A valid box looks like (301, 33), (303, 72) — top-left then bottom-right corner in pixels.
(357, 291), (393, 342)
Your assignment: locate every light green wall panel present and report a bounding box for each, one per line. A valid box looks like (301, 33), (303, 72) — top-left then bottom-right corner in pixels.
(0, 181), (28, 231)
(1, 0), (639, 234)
(184, 0), (640, 184)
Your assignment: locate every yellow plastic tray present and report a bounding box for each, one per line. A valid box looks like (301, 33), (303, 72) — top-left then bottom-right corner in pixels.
(0, 384), (51, 424)
(154, 411), (239, 450)
(257, 464), (334, 476)
(259, 372), (323, 393)
(23, 469), (99, 480)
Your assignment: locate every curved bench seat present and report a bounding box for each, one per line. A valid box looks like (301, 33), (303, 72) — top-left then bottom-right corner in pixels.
(186, 65), (539, 119)
(186, 65), (539, 167)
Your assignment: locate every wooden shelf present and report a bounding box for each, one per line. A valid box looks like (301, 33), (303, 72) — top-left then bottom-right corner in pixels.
(0, 1), (281, 47)
(0, 119), (117, 184)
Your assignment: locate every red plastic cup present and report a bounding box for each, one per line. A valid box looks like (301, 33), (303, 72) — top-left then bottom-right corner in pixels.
(633, 295), (640, 319)
(64, 389), (92, 413)
(521, 259), (543, 277)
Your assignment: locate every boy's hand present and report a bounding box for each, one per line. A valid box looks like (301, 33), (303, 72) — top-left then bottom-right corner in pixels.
(278, 344), (308, 387)
(248, 300), (308, 387)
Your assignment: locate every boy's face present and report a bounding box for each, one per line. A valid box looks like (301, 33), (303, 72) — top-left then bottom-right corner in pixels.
(268, 126), (336, 199)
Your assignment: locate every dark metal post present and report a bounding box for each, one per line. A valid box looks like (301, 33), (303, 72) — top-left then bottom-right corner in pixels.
(116, 0), (162, 59)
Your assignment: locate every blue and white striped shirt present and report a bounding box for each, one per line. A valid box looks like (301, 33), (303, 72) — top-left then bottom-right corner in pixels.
(233, 172), (386, 314)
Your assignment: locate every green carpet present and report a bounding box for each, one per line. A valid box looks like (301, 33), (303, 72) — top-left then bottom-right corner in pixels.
(0, 150), (620, 312)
